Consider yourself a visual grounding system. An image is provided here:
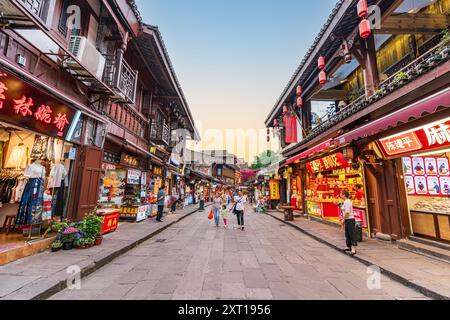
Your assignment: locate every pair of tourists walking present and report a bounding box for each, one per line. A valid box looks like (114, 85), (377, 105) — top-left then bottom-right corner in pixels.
(211, 191), (246, 230)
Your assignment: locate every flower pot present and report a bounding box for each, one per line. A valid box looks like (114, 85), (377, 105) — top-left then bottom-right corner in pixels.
(63, 242), (73, 251)
(95, 237), (103, 246)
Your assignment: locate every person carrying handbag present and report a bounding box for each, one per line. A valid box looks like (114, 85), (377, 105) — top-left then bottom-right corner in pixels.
(233, 191), (246, 230)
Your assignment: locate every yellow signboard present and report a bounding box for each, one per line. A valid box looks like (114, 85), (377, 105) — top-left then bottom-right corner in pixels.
(269, 179), (280, 200)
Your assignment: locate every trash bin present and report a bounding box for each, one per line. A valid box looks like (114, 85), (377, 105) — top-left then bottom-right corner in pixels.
(355, 223), (363, 243)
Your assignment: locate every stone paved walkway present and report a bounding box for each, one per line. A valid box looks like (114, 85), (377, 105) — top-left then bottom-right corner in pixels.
(266, 210), (450, 299)
(0, 204), (206, 300)
(50, 209), (427, 300)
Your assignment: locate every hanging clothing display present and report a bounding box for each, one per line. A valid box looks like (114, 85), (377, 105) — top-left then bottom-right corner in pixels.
(46, 137), (55, 161)
(52, 180), (66, 217)
(47, 163), (68, 189)
(42, 191), (53, 221)
(4, 132), (35, 169)
(15, 178), (45, 226)
(30, 136), (49, 160)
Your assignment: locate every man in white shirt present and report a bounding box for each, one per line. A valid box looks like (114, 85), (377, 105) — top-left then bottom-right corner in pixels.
(340, 190), (357, 255)
(233, 191), (246, 230)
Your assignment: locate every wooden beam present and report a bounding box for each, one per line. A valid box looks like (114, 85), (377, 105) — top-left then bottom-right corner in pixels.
(376, 13), (449, 35)
(311, 89), (347, 101)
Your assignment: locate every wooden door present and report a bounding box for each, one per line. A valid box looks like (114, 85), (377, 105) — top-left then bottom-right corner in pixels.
(69, 146), (103, 221)
(364, 165), (381, 237)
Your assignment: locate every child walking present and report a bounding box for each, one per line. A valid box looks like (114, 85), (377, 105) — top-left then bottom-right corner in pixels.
(220, 204), (230, 228)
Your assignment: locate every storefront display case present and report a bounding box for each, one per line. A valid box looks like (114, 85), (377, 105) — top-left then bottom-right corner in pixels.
(121, 169), (148, 223)
(305, 153), (368, 228)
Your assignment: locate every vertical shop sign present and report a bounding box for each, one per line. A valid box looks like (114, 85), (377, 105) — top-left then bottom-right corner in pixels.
(269, 179), (280, 200)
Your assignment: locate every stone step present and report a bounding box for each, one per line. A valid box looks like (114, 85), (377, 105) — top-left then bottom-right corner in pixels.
(398, 238), (450, 264)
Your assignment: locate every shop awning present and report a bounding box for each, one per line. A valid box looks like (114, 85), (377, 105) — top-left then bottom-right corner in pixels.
(286, 139), (334, 165)
(336, 87), (450, 146)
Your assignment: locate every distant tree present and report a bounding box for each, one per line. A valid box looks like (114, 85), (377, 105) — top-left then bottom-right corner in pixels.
(250, 150), (280, 169)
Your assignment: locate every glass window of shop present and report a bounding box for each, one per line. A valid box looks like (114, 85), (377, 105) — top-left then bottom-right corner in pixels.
(305, 152), (368, 228)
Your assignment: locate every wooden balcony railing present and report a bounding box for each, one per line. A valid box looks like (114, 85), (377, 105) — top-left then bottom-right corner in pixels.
(103, 54), (138, 104)
(150, 120), (170, 146)
(294, 39), (450, 147)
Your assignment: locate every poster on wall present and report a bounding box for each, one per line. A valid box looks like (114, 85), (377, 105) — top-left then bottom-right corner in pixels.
(412, 158), (425, 175)
(425, 158), (438, 175)
(404, 176), (415, 195)
(402, 157), (413, 175)
(427, 176), (441, 195)
(437, 158), (450, 176)
(440, 177), (450, 195)
(127, 170), (141, 185)
(414, 176), (428, 195)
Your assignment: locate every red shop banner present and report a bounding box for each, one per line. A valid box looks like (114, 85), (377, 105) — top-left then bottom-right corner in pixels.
(307, 152), (349, 174)
(378, 117), (450, 158)
(0, 68), (76, 138)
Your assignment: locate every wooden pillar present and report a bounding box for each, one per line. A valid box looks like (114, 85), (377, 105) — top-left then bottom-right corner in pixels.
(360, 34), (379, 96)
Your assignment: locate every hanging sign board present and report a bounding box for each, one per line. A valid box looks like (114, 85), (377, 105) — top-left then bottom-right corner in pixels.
(121, 153), (139, 168)
(269, 179), (280, 200)
(306, 153), (349, 174)
(0, 68), (76, 138)
(378, 117), (450, 158)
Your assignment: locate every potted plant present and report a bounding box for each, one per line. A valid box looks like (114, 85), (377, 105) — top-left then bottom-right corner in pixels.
(51, 240), (63, 252)
(79, 211), (104, 246)
(393, 71), (408, 86)
(61, 227), (80, 250)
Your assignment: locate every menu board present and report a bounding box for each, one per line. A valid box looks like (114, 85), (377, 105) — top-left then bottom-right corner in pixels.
(403, 156), (450, 196)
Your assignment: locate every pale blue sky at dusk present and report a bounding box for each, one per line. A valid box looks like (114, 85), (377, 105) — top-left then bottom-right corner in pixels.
(135, 0), (338, 163)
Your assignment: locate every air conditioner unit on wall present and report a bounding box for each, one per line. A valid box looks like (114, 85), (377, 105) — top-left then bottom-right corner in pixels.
(66, 36), (106, 80)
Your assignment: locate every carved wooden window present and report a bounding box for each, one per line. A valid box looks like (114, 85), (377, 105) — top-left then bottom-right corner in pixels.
(20, 0), (50, 21)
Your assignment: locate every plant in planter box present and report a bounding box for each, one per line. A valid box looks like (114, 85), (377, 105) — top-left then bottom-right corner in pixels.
(441, 29), (450, 47)
(51, 240), (63, 252)
(394, 71), (408, 86)
(61, 227), (80, 250)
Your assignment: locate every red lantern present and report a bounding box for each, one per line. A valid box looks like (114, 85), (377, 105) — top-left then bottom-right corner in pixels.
(283, 105), (288, 114)
(267, 128), (270, 135)
(296, 85), (303, 96)
(274, 119), (278, 127)
(357, 0), (368, 18)
(318, 56), (326, 70)
(319, 71), (327, 85)
(297, 97), (303, 108)
(267, 136), (270, 142)
(359, 19), (371, 39)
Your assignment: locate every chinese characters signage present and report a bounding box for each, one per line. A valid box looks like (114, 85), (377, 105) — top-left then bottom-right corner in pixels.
(378, 117), (450, 157)
(402, 156), (450, 196)
(120, 153), (139, 168)
(0, 69), (76, 138)
(306, 153), (349, 174)
(269, 179), (280, 200)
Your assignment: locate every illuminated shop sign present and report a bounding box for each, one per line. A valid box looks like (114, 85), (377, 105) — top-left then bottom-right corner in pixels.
(0, 69), (76, 138)
(378, 117), (450, 157)
(307, 153), (349, 174)
(121, 153), (139, 168)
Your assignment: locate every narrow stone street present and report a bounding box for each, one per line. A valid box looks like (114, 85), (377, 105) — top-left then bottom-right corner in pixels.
(50, 209), (427, 300)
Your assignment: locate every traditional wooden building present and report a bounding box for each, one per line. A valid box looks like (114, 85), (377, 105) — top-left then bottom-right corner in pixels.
(265, 0), (450, 245)
(0, 0), (197, 262)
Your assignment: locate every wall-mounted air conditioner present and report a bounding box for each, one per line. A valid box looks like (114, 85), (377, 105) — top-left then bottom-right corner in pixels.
(66, 36), (106, 80)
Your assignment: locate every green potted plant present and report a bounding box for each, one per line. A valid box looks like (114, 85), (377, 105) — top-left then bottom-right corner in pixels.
(393, 71), (408, 86)
(51, 240), (63, 252)
(79, 211), (104, 246)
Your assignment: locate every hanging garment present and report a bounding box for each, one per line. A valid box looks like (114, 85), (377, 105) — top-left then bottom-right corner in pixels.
(47, 163), (68, 189)
(53, 139), (65, 164)
(24, 162), (46, 179)
(4, 132), (35, 169)
(42, 191), (53, 221)
(14, 178), (27, 203)
(15, 178), (44, 226)
(30, 136), (49, 160)
(52, 180), (66, 217)
(46, 137), (55, 162)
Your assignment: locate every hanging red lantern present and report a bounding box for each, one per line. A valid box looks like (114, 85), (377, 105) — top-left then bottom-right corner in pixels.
(274, 119), (278, 127)
(359, 19), (371, 39)
(296, 85), (303, 96)
(283, 105), (288, 114)
(357, 0), (368, 18)
(318, 56), (326, 70)
(267, 136), (270, 142)
(319, 71), (327, 85)
(267, 128), (270, 135)
(297, 97), (303, 108)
